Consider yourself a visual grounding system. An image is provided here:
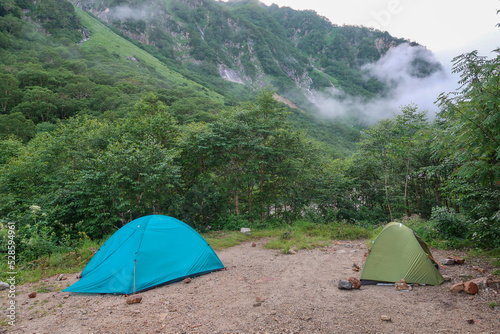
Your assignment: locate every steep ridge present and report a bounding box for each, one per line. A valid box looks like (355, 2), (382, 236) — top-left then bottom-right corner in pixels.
(70, 0), (443, 113)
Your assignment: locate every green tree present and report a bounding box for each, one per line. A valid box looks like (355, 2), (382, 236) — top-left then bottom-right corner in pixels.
(0, 112), (35, 140)
(33, 0), (82, 41)
(434, 50), (500, 247)
(0, 136), (23, 164)
(177, 90), (312, 227)
(122, 92), (180, 148)
(436, 51), (500, 187)
(355, 120), (396, 220)
(11, 86), (57, 122)
(392, 104), (428, 216)
(0, 73), (21, 113)
(73, 137), (181, 234)
(351, 104), (435, 221)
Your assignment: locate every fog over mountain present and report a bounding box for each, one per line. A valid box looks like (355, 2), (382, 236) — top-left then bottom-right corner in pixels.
(105, 4), (150, 20)
(314, 44), (458, 123)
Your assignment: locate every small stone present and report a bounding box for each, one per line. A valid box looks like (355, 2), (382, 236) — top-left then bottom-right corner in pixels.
(56, 274), (65, 281)
(240, 228), (251, 236)
(184, 277), (192, 284)
(486, 279), (500, 290)
(466, 319), (474, 324)
(395, 280), (412, 291)
(442, 258), (455, 265)
(348, 277), (362, 289)
(338, 280), (352, 290)
(28, 292), (37, 298)
(0, 282), (9, 291)
(381, 315), (391, 322)
(253, 302), (262, 307)
(256, 297), (266, 303)
(252, 243), (256, 247)
(126, 294), (142, 304)
(470, 277), (489, 289)
(442, 275), (452, 282)
(448, 256), (465, 264)
(450, 282), (464, 293)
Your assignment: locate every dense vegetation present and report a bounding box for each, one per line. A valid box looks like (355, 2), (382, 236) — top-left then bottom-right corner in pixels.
(0, 0), (498, 270)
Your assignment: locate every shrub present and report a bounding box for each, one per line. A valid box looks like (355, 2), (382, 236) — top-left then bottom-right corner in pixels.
(430, 206), (468, 239)
(470, 217), (500, 249)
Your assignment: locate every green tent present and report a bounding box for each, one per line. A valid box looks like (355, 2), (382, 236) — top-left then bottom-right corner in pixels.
(360, 222), (444, 285)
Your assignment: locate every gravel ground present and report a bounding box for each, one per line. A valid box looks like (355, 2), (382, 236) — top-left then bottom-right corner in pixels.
(2, 239), (499, 334)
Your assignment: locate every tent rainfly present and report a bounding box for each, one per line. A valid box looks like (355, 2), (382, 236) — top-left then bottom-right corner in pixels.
(64, 215), (224, 294)
(360, 222), (444, 286)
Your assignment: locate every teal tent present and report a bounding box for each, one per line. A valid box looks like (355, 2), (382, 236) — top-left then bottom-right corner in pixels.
(64, 215), (224, 294)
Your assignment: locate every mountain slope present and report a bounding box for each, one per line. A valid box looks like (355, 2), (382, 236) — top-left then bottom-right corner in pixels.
(0, 0), (443, 155)
(72, 0), (442, 116)
(75, 7), (224, 103)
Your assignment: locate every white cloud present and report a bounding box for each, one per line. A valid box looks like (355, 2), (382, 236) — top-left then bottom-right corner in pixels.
(107, 5), (150, 21)
(314, 43), (459, 124)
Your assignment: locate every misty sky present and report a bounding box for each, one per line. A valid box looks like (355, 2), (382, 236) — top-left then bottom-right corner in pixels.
(259, 0), (500, 64)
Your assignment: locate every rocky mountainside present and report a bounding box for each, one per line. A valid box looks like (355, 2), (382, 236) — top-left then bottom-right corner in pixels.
(69, 0), (442, 110)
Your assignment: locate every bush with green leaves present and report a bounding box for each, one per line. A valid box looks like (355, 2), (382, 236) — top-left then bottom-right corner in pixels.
(430, 206), (468, 239)
(470, 216), (500, 249)
(0, 205), (72, 263)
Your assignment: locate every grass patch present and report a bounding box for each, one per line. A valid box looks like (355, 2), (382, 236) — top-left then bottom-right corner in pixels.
(75, 8), (223, 103)
(0, 237), (105, 285)
(262, 220), (373, 254)
(461, 247), (500, 276)
(205, 220), (374, 254)
(203, 230), (252, 251)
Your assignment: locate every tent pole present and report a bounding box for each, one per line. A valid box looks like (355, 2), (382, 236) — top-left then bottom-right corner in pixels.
(133, 260), (136, 295)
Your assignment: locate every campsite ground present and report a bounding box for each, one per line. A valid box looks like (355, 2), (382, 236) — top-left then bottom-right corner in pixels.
(2, 239), (499, 334)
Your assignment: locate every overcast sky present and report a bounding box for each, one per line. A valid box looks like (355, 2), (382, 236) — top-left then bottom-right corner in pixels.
(259, 0), (500, 65)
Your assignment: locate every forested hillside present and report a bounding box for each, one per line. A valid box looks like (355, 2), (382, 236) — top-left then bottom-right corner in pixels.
(73, 0), (442, 104)
(0, 0), (498, 267)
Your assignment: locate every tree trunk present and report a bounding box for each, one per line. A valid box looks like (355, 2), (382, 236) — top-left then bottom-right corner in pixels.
(247, 182), (252, 215)
(382, 148), (393, 221)
(434, 177), (441, 205)
(260, 162), (265, 220)
(404, 143), (411, 216)
(235, 188), (239, 215)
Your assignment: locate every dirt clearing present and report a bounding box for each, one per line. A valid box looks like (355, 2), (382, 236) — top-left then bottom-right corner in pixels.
(3, 239), (499, 333)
